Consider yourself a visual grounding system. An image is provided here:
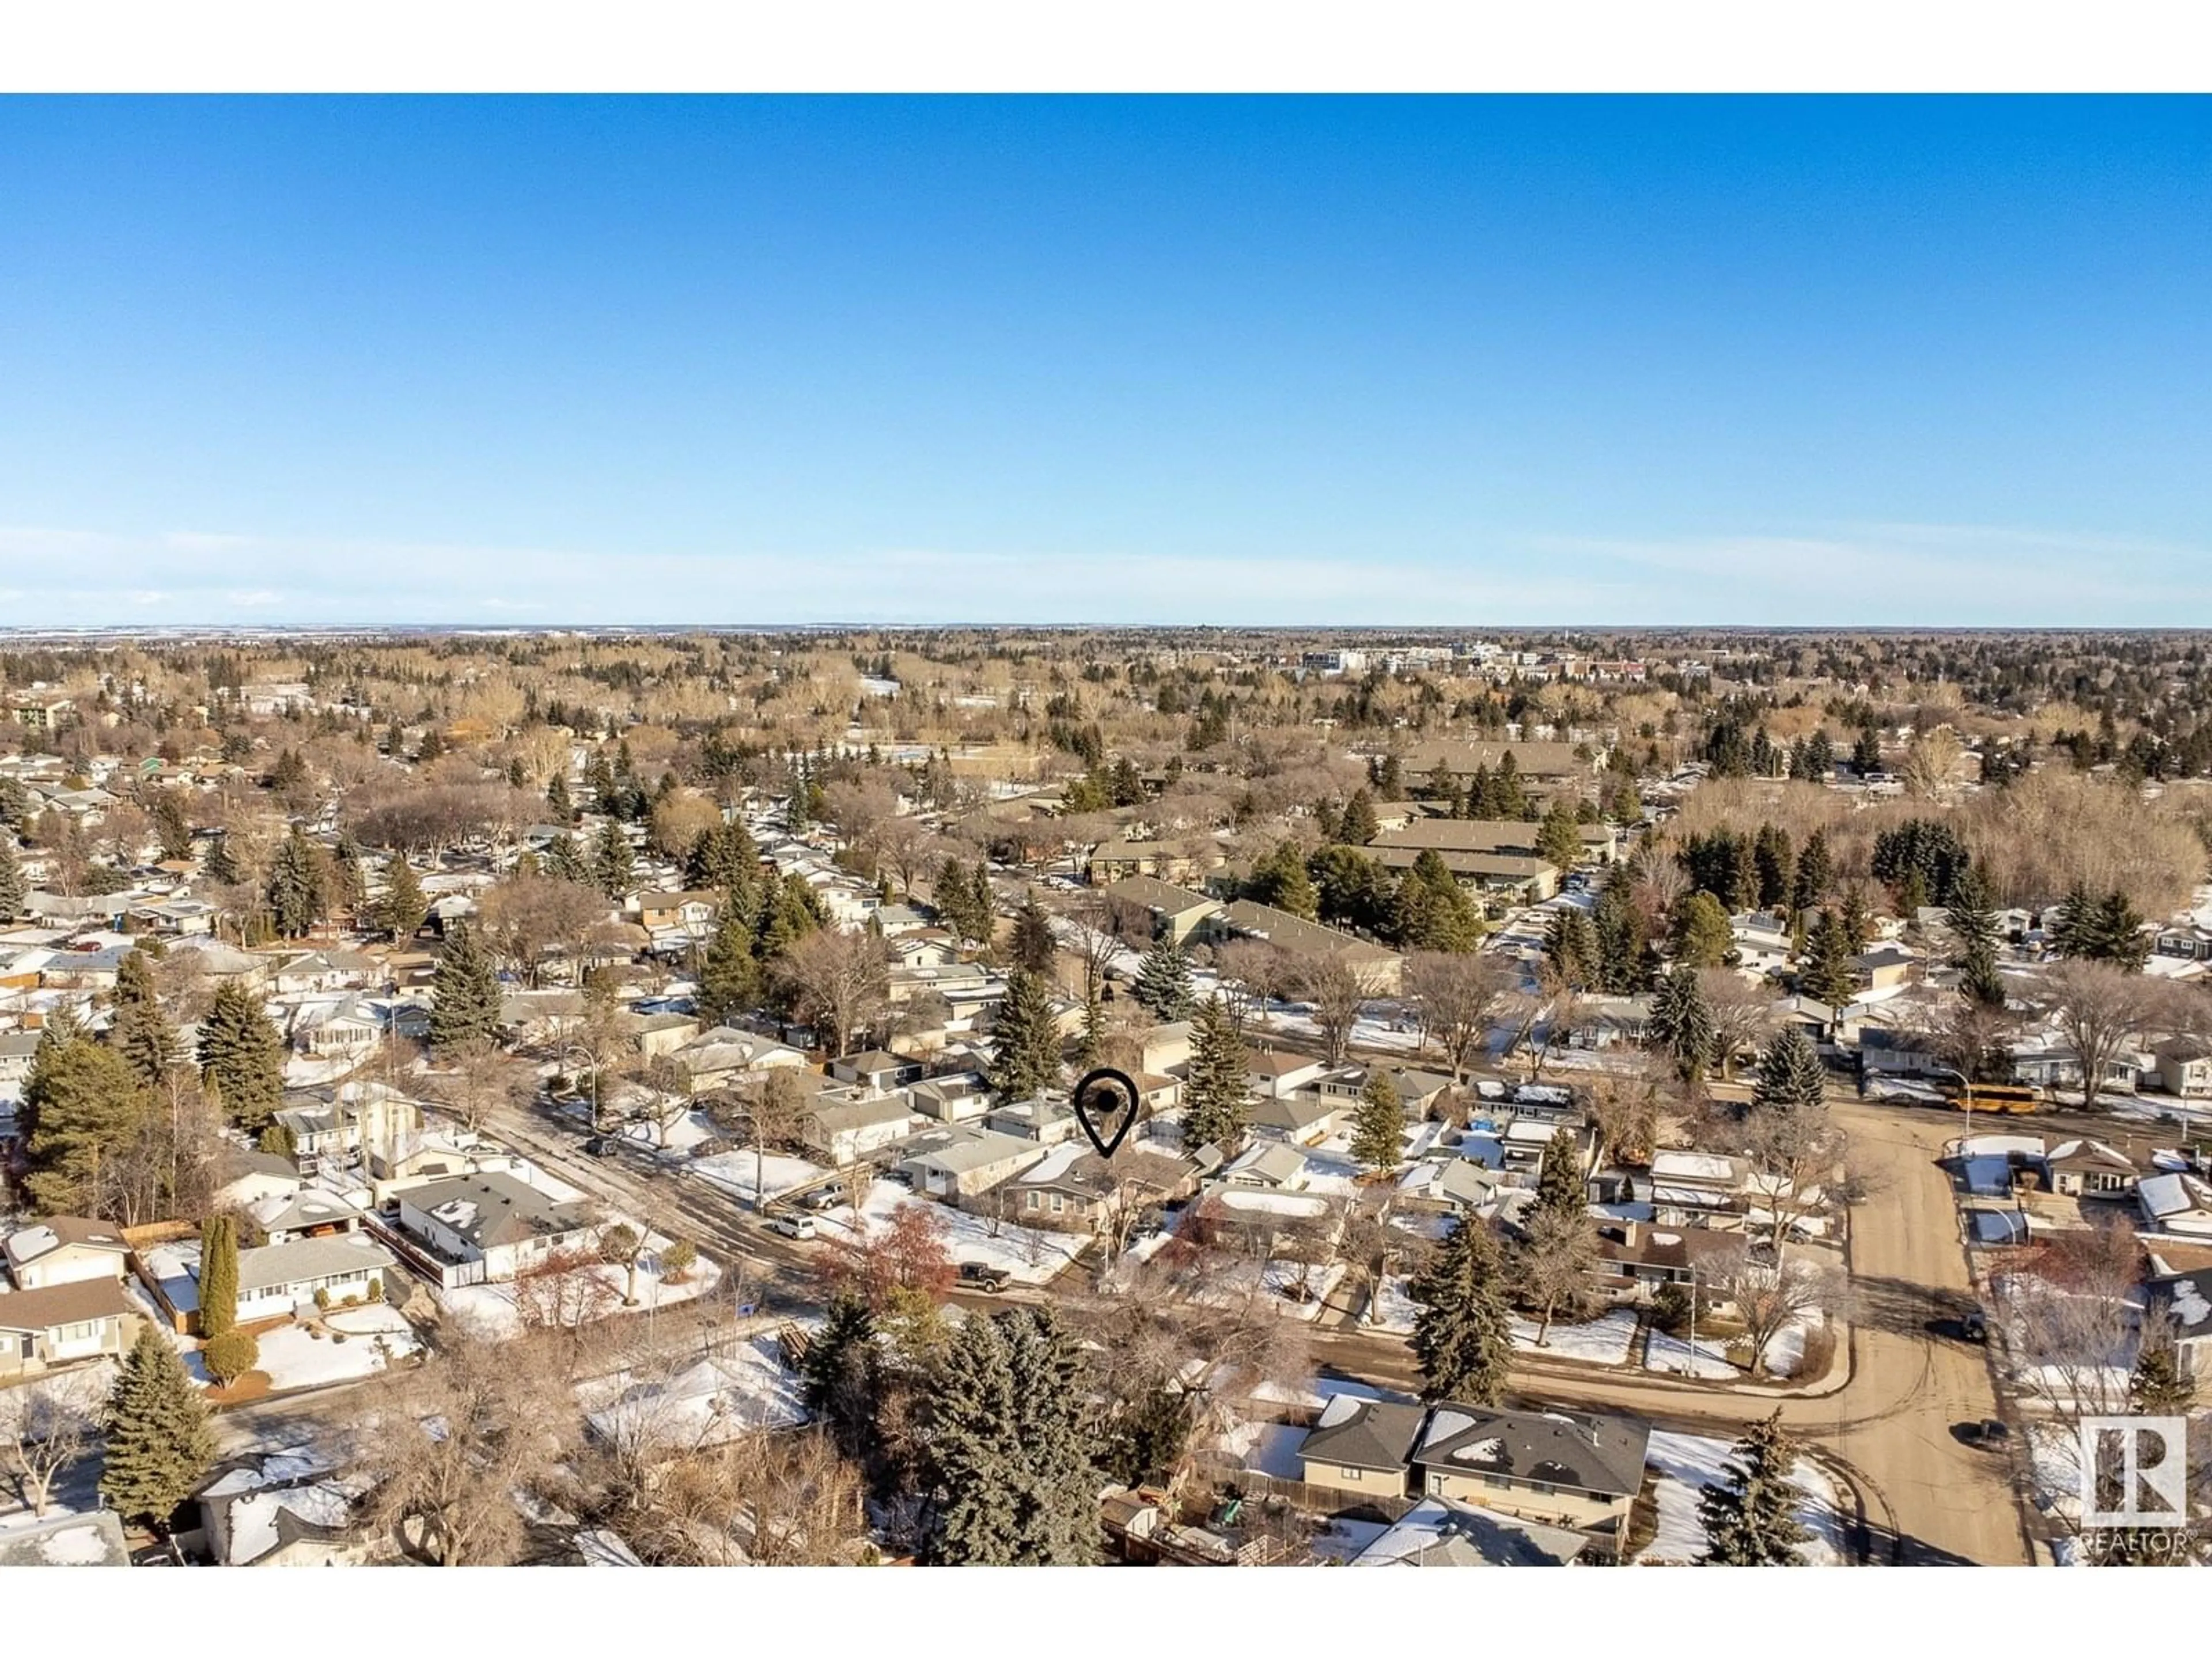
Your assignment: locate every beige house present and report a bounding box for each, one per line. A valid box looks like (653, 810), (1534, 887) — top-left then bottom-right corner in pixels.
(1411, 1405), (1652, 1537)
(3, 1216), (130, 1290)
(1296, 1397), (1426, 1501)
(0, 1277), (135, 1379)
(1099, 876), (1221, 945)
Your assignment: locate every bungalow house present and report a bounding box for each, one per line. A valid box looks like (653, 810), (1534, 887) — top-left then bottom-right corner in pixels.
(1098, 876), (1221, 946)
(166, 938), (271, 988)
(620, 1011), (700, 1060)
(2154, 1041), (2212, 1100)
(1247, 1050), (1331, 1102)
(271, 949), (380, 996)
(1347, 1496), (1590, 1567)
(0, 1030), (41, 1088)
(287, 997), (382, 1063)
(1565, 995), (1654, 1052)
(1006, 1143), (1198, 1233)
(1410, 1404), (1653, 1542)
(829, 1049), (923, 1096)
(1852, 945), (1918, 993)
(2155, 925), (2212, 963)
(668, 1028), (808, 1096)
(2041, 1139), (2140, 1200)
(0, 1276), (135, 1379)
(1086, 840), (1222, 889)
(229, 1233), (397, 1320)
(1247, 1092), (1343, 1147)
(636, 890), (719, 938)
(2145, 1271), (2212, 1386)
(396, 1171), (598, 1283)
(2138, 1171), (2212, 1240)
(895, 1127), (1050, 1200)
(1365, 844), (1560, 902)
(1315, 1064), (1453, 1119)
(1296, 1396), (1427, 1501)
(804, 1097), (921, 1165)
(1139, 1021), (1195, 1076)
(1589, 1218), (1738, 1302)
(197, 1449), (374, 1567)
(3, 1216), (130, 1290)
(1221, 1141), (1312, 1191)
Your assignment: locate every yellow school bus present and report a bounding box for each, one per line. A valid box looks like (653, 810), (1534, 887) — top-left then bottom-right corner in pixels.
(1941, 1082), (2041, 1115)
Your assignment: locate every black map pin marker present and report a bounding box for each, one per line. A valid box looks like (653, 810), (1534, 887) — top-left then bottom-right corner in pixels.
(1071, 1066), (1142, 1158)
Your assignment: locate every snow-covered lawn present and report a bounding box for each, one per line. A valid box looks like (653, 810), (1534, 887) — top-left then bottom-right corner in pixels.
(1638, 1429), (1847, 1565)
(437, 1233), (724, 1340)
(1645, 1328), (1740, 1380)
(815, 1180), (1084, 1287)
(690, 1149), (832, 1207)
(1369, 1277), (1639, 1365)
(1187, 1257), (1348, 1322)
(618, 1106), (721, 1158)
(249, 1306), (419, 1392)
(578, 1328), (810, 1455)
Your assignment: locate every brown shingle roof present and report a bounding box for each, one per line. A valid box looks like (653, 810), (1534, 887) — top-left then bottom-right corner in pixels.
(0, 1275), (131, 1333)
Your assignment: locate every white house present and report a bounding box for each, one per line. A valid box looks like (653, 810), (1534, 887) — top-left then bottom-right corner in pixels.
(228, 1234), (397, 1320)
(2138, 1171), (2212, 1240)
(395, 1171), (598, 1283)
(2, 1216), (130, 1290)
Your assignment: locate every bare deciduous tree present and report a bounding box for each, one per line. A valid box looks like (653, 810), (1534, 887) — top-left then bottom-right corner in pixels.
(1706, 1244), (1839, 1380)
(1405, 949), (1510, 1080)
(1297, 955), (1373, 1065)
(1698, 968), (1776, 1081)
(0, 1369), (103, 1517)
(774, 927), (890, 1059)
(2036, 959), (2156, 1109)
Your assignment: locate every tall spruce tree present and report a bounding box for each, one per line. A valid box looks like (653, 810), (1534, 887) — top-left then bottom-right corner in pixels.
(546, 770), (574, 824)
(0, 831), (24, 919)
(428, 920), (503, 1051)
(1753, 1028), (1828, 1113)
(374, 855), (429, 942)
(203, 831), (241, 885)
(21, 1035), (149, 1215)
(988, 968), (1063, 1101)
(265, 824), (325, 938)
(198, 980), (285, 1132)
(111, 946), (179, 1087)
(927, 1308), (1100, 1565)
(1009, 895), (1058, 975)
(1698, 1411), (1811, 1565)
(1535, 1124), (1587, 1218)
(1349, 1071), (1404, 1173)
(1649, 966), (1715, 1084)
(592, 819), (635, 897)
(695, 899), (760, 1028)
(1408, 1215), (1516, 1404)
(101, 1326), (215, 1529)
(1946, 860), (2007, 1009)
(1181, 995), (1249, 1151)
(1132, 934), (1195, 1021)
(1798, 908), (1858, 1006)
(198, 1214), (238, 1340)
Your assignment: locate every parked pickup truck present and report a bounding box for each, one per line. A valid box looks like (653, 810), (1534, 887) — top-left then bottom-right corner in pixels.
(957, 1262), (1011, 1293)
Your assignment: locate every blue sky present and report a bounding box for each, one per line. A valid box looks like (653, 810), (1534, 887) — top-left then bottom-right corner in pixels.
(0, 95), (2206, 627)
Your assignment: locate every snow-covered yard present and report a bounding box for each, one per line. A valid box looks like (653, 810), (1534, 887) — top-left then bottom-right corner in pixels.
(690, 1149), (832, 1207)
(1645, 1328), (1738, 1380)
(578, 1327), (810, 1456)
(206, 1305), (421, 1392)
(1637, 1429), (1847, 1565)
(437, 1232), (724, 1340)
(1369, 1276), (1639, 1366)
(815, 1179), (1084, 1287)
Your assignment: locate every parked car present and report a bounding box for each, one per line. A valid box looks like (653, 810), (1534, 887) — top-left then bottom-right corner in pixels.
(957, 1262), (1010, 1293)
(1960, 1305), (1988, 1343)
(1957, 1418), (2010, 1446)
(802, 1187), (845, 1211)
(585, 1135), (620, 1159)
(768, 1214), (817, 1240)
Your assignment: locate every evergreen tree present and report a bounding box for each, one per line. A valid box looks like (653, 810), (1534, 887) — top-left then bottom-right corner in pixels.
(988, 968), (1063, 1101)
(1132, 934), (1195, 1021)
(1408, 1215), (1516, 1404)
(1591, 865), (1651, 993)
(1946, 861), (2006, 1009)
(1669, 891), (1734, 968)
(1544, 907), (1599, 989)
(1180, 995), (1250, 1150)
(2130, 1334), (2197, 1418)
(1790, 829), (1834, 911)
(1753, 1028), (1828, 1113)
(1349, 1071), (1404, 1173)
(101, 1326), (215, 1529)
(799, 1290), (879, 1439)
(198, 1214), (238, 1340)
(428, 920), (503, 1052)
(147, 790), (194, 861)
(1798, 908), (1859, 1006)
(1393, 850), (1484, 953)
(374, 855), (429, 942)
(328, 834), (366, 913)
(755, 873), (825, 960)
(204, 831), (241, 884)
(1244, 840), (1318, 919)
(265, 824), (325, 938)
(1535, 1125), (1587, 1218)
(197, 980), (285, 1131)
(546, 770), (573, 824)
(1338, 786), (1381, 847)
(1536, 798), (1582, 870)
(111, 947), (178, 1087)
(695, 899), (760, 1028)
(1851, 725), (1883, 775)
(592, 819), (635, 897)
(1648, 966), (1716, 1085)
(20, 1036), (149, 1215)
(0, 831), (27, 919)
(927, 1308), (1100, 1565)
(546, 832), (588, 885)
(1698, 1411), (1811, 1565)
(1752, 823), (1795, 911)
(1009, 895), (1057, 975)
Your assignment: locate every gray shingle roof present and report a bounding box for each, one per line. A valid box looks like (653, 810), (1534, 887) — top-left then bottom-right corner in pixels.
(1414, 1404), (1652, 1499)
(1299, 1399), (1427, 1473)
